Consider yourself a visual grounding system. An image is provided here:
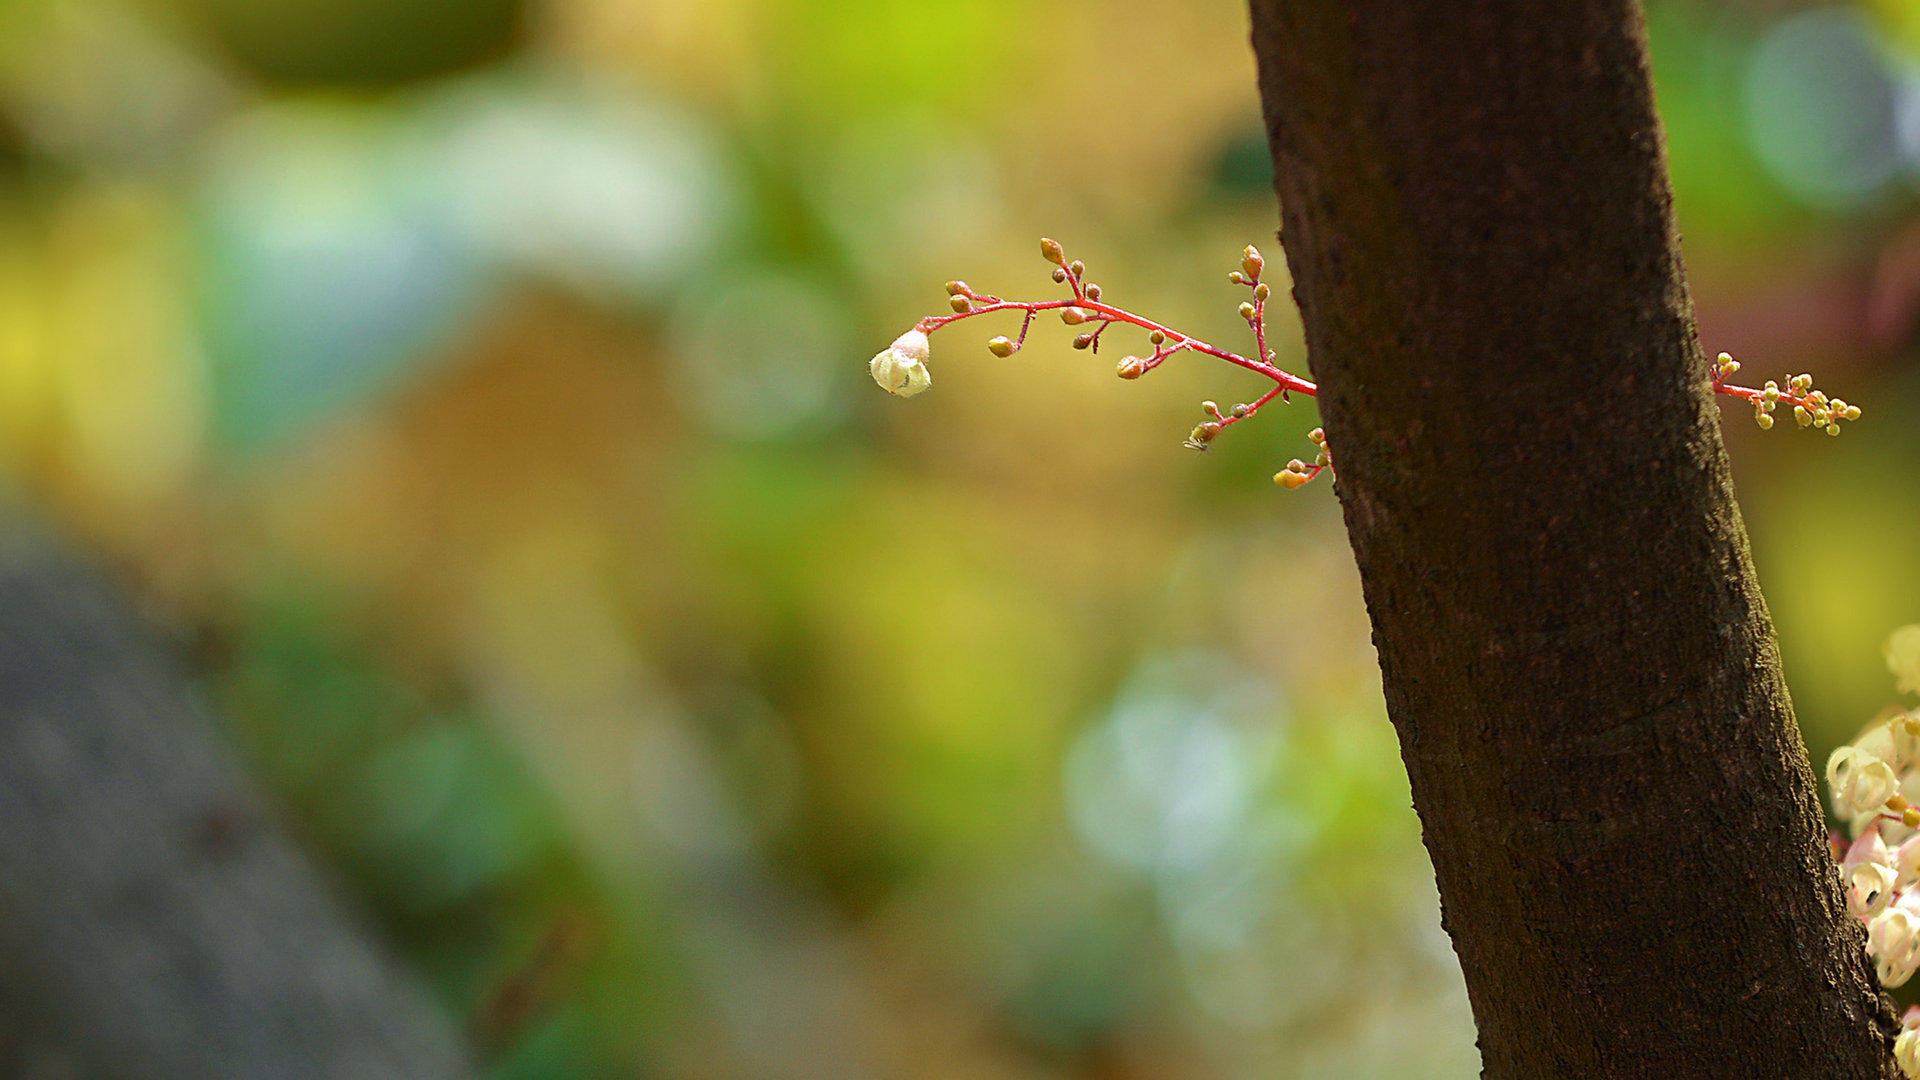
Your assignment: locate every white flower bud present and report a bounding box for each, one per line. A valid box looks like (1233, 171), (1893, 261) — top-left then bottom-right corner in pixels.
(1896, 835), (1920, 892)
(1850, 861), (1899, 919)
(1890, 717), (1920, 771)
(1846, 826), (1892, 872)
(1871, 907), (1920, 973)
(1898, 1026), (1920, 1077)
(1890, 625), (1920, 697)
(1829, 746), (1900, 817)
(869, 330), (932, 397)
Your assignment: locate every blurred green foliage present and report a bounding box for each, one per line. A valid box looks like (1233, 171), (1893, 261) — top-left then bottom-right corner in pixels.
(0, 1), (1914, 1077)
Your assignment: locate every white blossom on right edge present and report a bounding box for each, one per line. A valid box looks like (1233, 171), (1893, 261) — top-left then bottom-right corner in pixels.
(1824, 626), (1920, 1077)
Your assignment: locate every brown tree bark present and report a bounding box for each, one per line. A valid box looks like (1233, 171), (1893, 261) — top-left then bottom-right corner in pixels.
(1247, 2), (1898, 1077)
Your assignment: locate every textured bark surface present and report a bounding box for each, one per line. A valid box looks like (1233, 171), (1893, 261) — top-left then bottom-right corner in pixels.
(0, 522), (477, 1080)
(1247, 3), (1897, 1077)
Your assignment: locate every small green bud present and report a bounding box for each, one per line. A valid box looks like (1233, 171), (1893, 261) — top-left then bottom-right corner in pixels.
(1238, 302), (1257, 319)
(987, 335), (1015, 357)
(1231, 403), (1249, 418)
(949, 295), (970, 313)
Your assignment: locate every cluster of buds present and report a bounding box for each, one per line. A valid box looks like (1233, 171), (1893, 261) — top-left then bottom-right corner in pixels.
(1713, 352), (1860, 434)
(1824, 625), (1920, 1028)
(869, 238), (1327, 485)
(1274, 427), (1331, 489)
(868, 238), (1861, 488)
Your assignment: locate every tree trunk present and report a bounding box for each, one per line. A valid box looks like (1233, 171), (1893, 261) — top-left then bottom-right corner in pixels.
(1246, 2), (1896, 1077)
(0, 521), (477, 1080)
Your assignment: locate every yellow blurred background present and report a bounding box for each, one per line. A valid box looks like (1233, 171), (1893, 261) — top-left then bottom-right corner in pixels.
(0, 0), (1914, 1076)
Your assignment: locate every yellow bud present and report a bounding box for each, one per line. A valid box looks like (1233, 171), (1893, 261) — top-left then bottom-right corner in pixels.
(1115, 356), (1145, 380)
(1274, 471), (1309, 489)
(1756, 412), (1774, 430)
(1903, 808), (1919, 829)
(1794, 406), (1811, 427)
(1254, 283), (1271, 302)
(1827, 423), (1840, 436)
(1238, 302), (1257, 319)
(1846, 405), (1862, 420)
(1040, 237), (1066, 265)
(1061, 307), (1088, 325)
(1242, 246), (1265, 280)
(1890, 794), (1910, 812)
(987, 336), (1015, 357)
(950, 296), (970, 313)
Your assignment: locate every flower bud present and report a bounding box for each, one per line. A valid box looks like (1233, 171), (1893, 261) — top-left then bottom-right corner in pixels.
(1851, 860), (1898, 918)
(1274, 470), (1309, 489)
(1052, 268), (1068, 283)
(1072, 333), (1094, 350)
(945, 281), (968, 296)
(1085, 284), (1102, 300)
(1242, 245), (1264, 280)
(1239, 302), (1257, 319)
(949, 296), (971, 313)
(1897, 1027), (1920, 1076)
(1040, 237), (1066, 265)
(1831, 746), (1900, 817)
(1061, 308), (1088, 325)
(987, 335), (1015, 358)
(1115, 356), (1145, 380)
(1231, 403), (1249, 418)
(869, 330), (933, 397)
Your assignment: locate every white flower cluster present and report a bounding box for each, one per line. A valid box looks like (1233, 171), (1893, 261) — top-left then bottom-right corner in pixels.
(1826, 624), (1920, 1076)
(869, 329), (932, 398)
